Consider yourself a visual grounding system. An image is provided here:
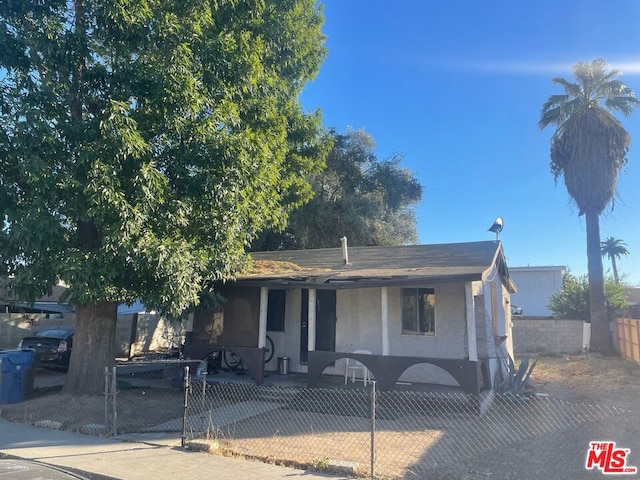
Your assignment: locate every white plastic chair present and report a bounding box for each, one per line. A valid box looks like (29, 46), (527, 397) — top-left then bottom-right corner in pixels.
(344, 349), (371, 385)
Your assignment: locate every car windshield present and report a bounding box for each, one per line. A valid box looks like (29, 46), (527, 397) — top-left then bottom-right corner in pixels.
(35, 329), (71, 339)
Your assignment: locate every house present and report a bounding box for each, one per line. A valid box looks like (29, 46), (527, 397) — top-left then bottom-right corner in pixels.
(0, 281), (173, 356)
(623, 287), (640, 318)
(183, 240), (516, 394)
(0, 284), (73, 316)
(509, 266), (566, 318)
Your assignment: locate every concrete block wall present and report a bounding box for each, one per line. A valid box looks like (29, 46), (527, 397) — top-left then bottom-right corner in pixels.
(1, 312), (180, 358)
(0, 313), (75, 351)
(513, 318), (586, 355)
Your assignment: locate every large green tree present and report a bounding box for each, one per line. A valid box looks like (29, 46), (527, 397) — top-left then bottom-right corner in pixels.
(539, 59), (639, 353)
(0, 0), (327, 394)
(547, 272), (627, 321)
(252, 128), (423, 250)
(601, 236), (629, 284)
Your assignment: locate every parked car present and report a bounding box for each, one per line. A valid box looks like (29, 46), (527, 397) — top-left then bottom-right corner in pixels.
(18, 327), (74, 370)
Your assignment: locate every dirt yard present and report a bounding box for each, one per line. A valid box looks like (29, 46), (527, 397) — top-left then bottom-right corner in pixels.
(531, 353), (640, 408)
(1, 354), (638, 480)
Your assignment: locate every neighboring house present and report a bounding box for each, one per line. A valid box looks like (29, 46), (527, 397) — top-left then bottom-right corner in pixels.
(0, 284), (73, 316)
(184, 240), (516, 394)
(622, 287), (640, 318)
(509, 266), (566, 318)
(0, 282), (166, 356)
(1, 284), (146, 317)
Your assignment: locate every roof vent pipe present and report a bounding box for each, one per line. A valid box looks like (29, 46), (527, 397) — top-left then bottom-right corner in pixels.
(340, 236), (349, 265)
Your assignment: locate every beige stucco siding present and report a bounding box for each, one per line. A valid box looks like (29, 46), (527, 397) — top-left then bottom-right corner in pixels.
(389, 283), (467, 385)
(335, 288), (383, 354)
(330, 284), (469, 359)
(387, 283), (467, 359)
(264, 280), (510, 387)
(334, 283), (468, 386)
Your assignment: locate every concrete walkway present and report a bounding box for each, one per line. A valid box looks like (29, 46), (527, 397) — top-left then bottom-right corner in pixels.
(0, 420), (349, 480)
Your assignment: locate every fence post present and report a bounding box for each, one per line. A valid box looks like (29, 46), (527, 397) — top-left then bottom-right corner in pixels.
(104, 367), (109, 434)
(181, 365), (190, 448)
(103, 366), (118, 435)
(370, 380), (376, 480)
(112, 365), (117, 435)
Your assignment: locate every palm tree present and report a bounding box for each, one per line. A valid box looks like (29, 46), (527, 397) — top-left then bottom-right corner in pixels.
(539, 59), (640, 353)
(601, 237), (629, 284)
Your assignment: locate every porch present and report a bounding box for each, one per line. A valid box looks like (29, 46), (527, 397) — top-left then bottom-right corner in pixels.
(198, 361), (469, 396)
(181, 344), (488, 395)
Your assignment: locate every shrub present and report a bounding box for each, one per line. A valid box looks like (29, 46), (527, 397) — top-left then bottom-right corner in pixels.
(547, 272), (628, 320)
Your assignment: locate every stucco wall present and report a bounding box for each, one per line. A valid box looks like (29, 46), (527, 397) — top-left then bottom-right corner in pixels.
(512, 318), (586, 354)
(260, 278), (512, 388)
(510, 266), (565, 317)
(336, 288), (383, 354)
(117, 313), (181, 357)
(476, 276), (513, 383)
(267, 283), (472, 386)
(340, 284), (467, 386)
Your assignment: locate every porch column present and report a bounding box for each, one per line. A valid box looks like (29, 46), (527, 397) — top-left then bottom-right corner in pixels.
(381, 287), (389, 355)
(258, 287), (268, 348)
(308, 288), (316, 351)
(465, 282), (478, 361)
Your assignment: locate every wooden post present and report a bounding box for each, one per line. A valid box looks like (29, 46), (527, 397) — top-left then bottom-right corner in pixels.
(258, 287), (268, 349)
(308, 289), (316, 352)
(381, 287), (389, 356)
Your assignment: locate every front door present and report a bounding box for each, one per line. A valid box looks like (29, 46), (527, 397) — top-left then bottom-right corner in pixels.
(300, 290), (336, 364)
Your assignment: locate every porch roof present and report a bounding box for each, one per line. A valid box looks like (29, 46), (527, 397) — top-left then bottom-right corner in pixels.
(238, 241), (515, 291)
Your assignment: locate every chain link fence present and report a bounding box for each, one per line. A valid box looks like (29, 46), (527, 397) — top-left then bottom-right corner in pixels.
(0, 365), (635, 479)
(0, 359), (200, 436)
(182, 380), (632, 479)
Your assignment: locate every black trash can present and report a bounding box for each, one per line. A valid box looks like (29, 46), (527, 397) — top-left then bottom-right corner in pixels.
(0, 349), (36, 404)
(277, 356), (290, 375)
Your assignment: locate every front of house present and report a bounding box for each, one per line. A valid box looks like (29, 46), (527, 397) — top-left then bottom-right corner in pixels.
(184, 240), (516, 394)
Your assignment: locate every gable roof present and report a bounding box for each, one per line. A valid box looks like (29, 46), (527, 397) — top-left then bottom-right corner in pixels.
(237, 241), (515, 291)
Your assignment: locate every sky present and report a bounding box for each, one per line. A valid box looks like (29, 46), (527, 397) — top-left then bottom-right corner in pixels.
(299, 0), (640, 285)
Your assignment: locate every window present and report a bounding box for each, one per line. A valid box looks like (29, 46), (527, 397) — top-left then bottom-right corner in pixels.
(401, 288), (436, 335)
(267, 289), (286, 331)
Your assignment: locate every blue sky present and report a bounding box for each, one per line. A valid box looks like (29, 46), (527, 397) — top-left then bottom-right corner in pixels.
(300, 1), (640, 285)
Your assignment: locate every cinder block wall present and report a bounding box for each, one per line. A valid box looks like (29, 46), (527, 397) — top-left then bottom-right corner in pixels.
(2, 312), (182, 358)
(513, 318), (585, 355)
(0, 313), (75, 350)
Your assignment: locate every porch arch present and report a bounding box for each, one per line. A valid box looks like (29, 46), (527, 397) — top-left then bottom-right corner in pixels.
(308, 351), (488, 394)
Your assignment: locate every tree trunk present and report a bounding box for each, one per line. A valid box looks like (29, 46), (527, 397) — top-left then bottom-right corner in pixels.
(63, 301), (118, 395)
(611, 257), (619, 284)
(585, 210), (613, 353)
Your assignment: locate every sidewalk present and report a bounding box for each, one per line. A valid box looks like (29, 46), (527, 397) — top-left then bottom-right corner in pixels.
(0, 420), (349, 480)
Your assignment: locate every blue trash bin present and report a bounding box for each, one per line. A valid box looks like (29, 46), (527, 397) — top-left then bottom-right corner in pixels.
(0, 349), (36, 404)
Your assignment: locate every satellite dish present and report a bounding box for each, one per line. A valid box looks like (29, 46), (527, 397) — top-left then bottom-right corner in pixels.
(488, 217), (503, 241)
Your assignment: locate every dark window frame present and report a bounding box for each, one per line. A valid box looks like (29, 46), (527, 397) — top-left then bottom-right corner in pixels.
(267, 289), (287, 332)
(401, 287), (436, 336)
